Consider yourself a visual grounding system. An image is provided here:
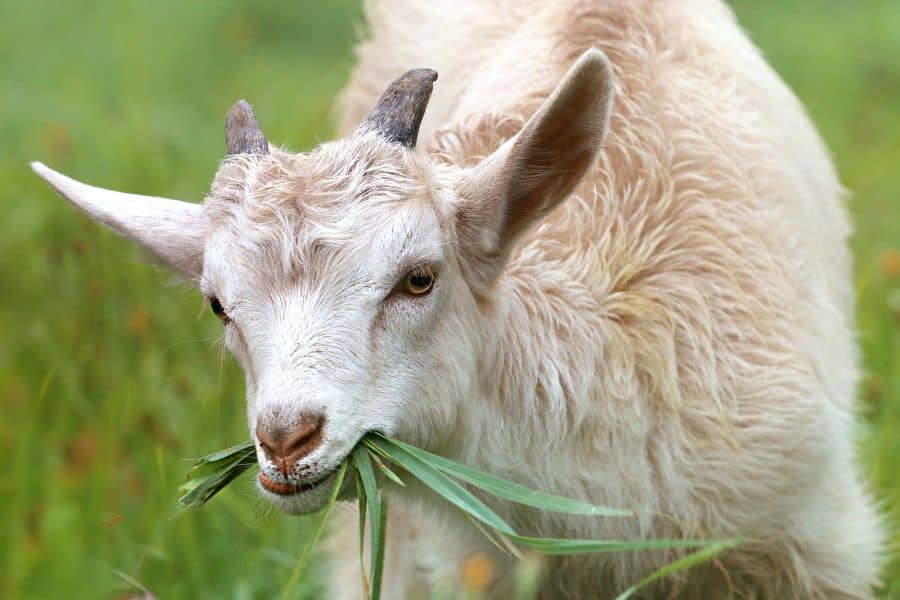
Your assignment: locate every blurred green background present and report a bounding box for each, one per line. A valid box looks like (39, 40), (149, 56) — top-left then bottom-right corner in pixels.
(0, 1), (897, 598)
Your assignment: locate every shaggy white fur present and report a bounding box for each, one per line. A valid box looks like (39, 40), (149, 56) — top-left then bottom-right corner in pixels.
(32, 0), (883, 598)
(328, 2), (883, 597)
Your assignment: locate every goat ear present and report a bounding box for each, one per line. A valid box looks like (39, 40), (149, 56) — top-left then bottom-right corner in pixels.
(31, 162), (207, 279)
(456, 48), (614, 284)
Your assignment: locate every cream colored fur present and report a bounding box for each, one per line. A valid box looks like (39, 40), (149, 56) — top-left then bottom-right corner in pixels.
(32, 0), (883, 598)
(331, 1), (882, 597)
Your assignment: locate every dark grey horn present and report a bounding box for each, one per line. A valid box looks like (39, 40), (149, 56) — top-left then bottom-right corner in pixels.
(225, 99), (269, 155)
(359, 68), (438, 147)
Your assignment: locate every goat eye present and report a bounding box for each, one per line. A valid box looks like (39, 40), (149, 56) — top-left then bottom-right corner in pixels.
(209, 297), (229, 322)
(402, 266), (436, 296)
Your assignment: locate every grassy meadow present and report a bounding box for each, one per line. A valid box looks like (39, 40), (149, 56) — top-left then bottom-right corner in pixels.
(1, 1), (898, 597)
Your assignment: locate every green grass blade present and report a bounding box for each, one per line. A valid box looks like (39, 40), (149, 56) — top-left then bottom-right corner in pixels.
(356, 471), (370, 600)
(177, 441), (258, 509)
(180, 434), (735, 600)
(464, 513), (520, 558)
(377, 435), (630, 517)
(183, 448), (256, 483)
(281, 461), (348, 600)
(613, 540), (739, 600)
(364, 437), (516, 536)
(509, 534), (737, 555)
(371, 496), (388, 600)
(352, 446), (386, 600)
(177, 453), (258, 509)
(372, 454), (406, 487)
(190, 441), (256, 465)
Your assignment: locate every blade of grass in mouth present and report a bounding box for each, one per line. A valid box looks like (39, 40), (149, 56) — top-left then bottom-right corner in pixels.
(179, 433), (738, 597)
(352, 446), (387, 600)
(368, 435), (632, 517)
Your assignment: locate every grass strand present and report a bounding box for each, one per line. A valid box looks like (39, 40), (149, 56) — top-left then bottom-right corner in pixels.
(613, 540), (739, 599)
(182, 435), (738, 597)
(280, 462), (348, 600)
(381, 435), (631, 517)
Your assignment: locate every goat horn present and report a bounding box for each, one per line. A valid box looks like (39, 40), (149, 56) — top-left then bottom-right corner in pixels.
(359, 68), (438, 148)
(225, 99), (269, 155)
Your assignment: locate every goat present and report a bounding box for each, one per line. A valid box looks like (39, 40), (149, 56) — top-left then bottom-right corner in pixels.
(33, 0), (882, 597)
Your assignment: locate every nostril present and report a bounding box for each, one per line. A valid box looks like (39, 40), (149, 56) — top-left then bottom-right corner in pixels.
(255, 413), (326, 468)
(283, 414), (325, 463)
(255, 423), (277, 459)
(285, 417), (324, 458)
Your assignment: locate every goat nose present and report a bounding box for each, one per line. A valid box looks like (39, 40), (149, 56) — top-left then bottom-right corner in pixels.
(256, 413), (325, 475)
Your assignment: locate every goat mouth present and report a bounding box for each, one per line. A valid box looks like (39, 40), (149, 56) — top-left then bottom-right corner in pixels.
(258, 471), (332, 496)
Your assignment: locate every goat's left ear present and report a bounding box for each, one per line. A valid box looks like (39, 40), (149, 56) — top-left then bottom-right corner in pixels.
(31, 162), (207, 279)
(456, 48), (614, 284)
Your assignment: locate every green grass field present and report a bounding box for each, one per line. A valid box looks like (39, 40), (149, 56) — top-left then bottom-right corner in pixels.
(1, 1), (897, 597)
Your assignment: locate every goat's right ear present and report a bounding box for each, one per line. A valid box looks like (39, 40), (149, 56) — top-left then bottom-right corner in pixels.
(31, 162), (207, 279)
(455, 48), (614, 286)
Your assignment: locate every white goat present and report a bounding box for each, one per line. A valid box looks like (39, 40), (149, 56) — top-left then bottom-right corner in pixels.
(33, 0), (882, 597)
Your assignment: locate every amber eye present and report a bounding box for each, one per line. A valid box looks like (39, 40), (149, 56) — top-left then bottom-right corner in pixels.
(402, 266), (436, 296)
(209, 297), (229, 322)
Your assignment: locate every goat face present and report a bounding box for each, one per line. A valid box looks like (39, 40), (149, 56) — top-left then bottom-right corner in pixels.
(32, 48), (614, 514)
(201, 135), (475, 513)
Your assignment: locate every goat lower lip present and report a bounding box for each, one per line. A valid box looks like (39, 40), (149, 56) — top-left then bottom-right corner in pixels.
(258, 472), (321, 496)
